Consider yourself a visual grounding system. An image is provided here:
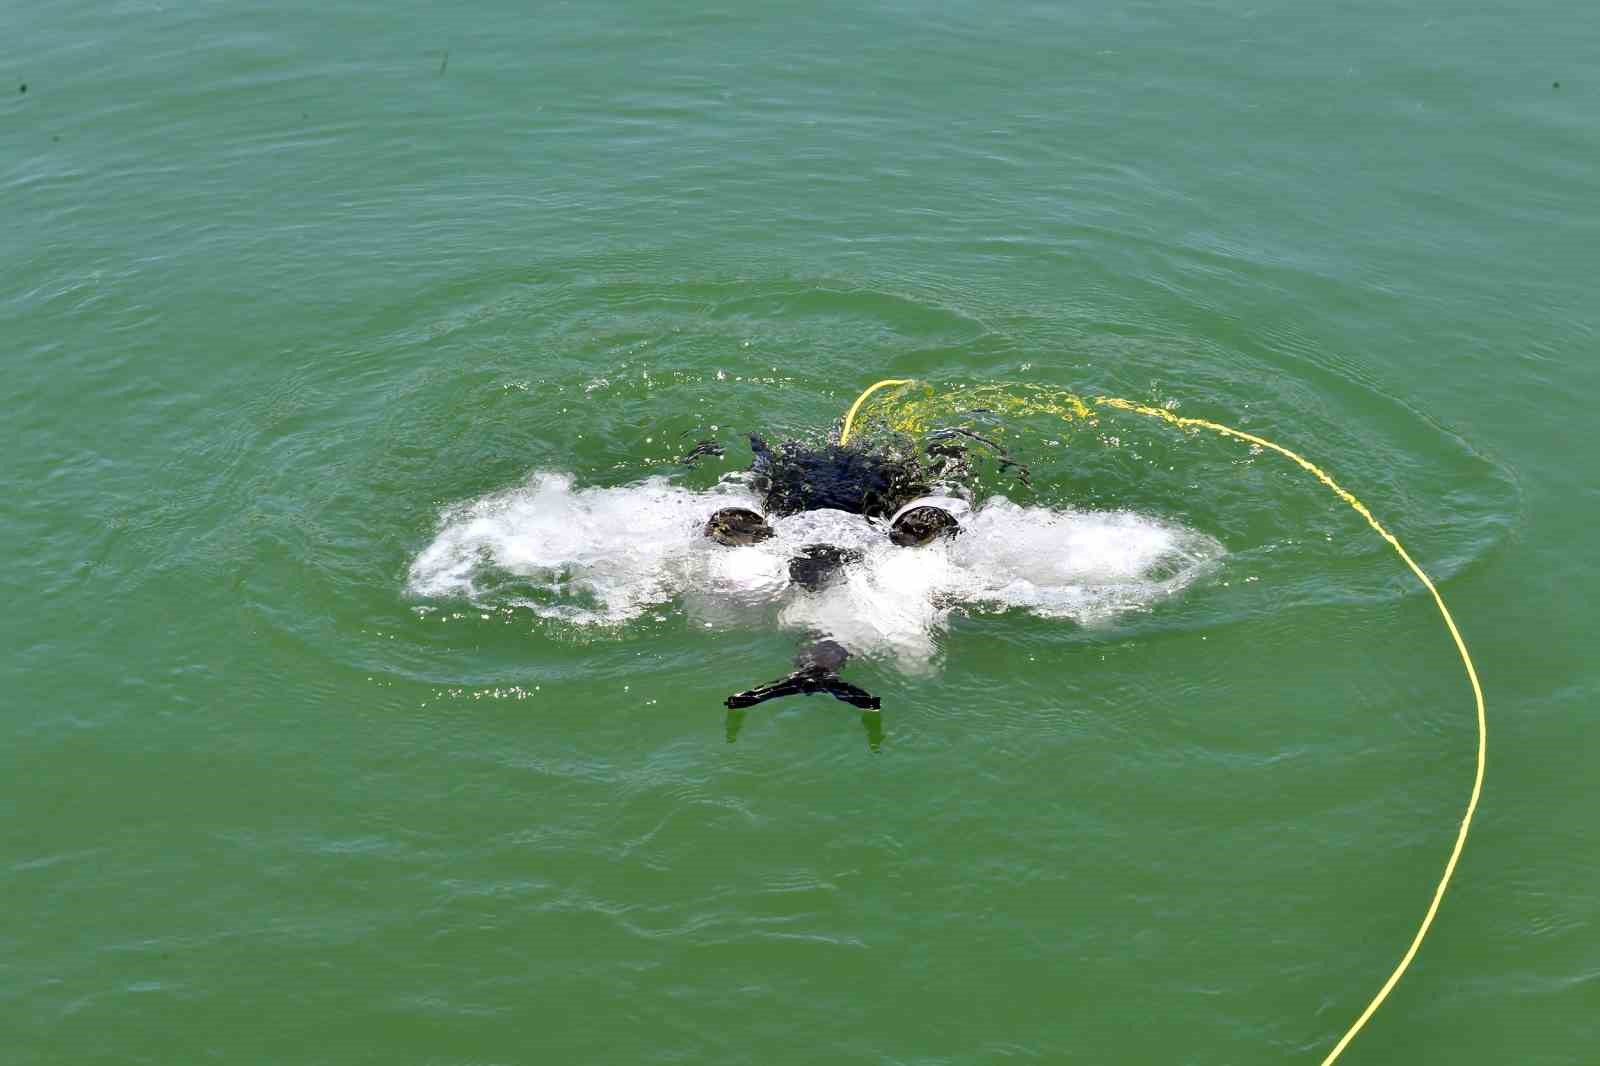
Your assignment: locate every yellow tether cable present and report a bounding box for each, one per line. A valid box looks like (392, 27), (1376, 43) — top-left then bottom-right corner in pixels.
(839, 378), (914, 445)
(839, 380), (1487, 1065)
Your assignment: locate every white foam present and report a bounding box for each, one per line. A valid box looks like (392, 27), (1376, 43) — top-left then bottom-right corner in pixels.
(405, 472), (762, 624)
(407, 472), (1224, 666)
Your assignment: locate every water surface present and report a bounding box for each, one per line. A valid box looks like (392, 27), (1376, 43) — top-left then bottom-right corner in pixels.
(4, 2), (1596, 1063)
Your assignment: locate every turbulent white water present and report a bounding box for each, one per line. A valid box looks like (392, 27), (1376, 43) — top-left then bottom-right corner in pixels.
(407, 471), (1225, 667)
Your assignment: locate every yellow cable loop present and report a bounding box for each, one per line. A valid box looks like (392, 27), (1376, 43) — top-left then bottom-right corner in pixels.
(838, 380), (1487, 1065)
(838, 378), (914, 445)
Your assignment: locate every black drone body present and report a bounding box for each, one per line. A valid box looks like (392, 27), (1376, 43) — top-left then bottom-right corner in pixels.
(708, 435), (966, 717)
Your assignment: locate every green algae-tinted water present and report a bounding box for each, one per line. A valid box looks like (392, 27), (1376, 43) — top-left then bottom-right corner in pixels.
(4, 2), (1596, 1063)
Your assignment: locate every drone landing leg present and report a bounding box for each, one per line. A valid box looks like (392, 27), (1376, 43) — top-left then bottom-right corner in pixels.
(724, 667), (881, 711)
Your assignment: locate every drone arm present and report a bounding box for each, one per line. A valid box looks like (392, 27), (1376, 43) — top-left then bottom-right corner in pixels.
(724, 668), (880, 711)
(816, 676), (881, 710)
(724, 674), (812, 709)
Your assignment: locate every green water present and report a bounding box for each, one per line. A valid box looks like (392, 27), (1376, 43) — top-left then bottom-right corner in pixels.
(5, 2), (1596, 1063)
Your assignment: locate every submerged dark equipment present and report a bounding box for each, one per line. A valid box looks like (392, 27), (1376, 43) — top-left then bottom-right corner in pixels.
(707, 435), (969, 713)
(704, 507), (773, 546)
(724, 639), (881, 711)
(748, 434), (932, 518)
(889, 504), (961, 547)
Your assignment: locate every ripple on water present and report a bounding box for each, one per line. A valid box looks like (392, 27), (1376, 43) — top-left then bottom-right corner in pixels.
(173, 267), (1515, 698)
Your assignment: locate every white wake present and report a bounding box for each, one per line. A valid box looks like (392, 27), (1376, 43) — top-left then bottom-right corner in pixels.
(407, 472), (1224, 667)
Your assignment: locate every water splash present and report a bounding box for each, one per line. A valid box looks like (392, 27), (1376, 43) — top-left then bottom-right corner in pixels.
(407, 471), (1224, 667)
